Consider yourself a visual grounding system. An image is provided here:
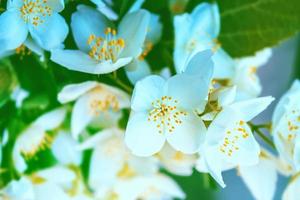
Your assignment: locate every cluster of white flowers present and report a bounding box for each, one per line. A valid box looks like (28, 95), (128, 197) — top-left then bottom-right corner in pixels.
(0, 0), (299, 199)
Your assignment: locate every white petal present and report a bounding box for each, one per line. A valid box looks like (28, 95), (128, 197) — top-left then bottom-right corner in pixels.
(159, 143), (196, 176)
(51, 131), (82, 165)
(125, 112), (166, 156)
(0, 10), (28, 51)
(118, 10), (150, 58)
(239, 156), (277, 200)
(33, 108), (66, 130)
(125, 59), (151, 85)
(58, 81), (98, 103)
(28, 13), (68, 50)
(51, 49), (132, 74)
(71, 94), (94, 139)
(131, 75), (165, 111)
(283, 175), (300, 200)
(166, 111), (206, 154)
(71, 5), (111, 52)
(229, 96), (274, 121)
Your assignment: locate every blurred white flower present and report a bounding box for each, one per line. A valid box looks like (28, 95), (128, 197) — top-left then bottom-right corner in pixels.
(233, 48), (272, 100)
(13, 108), (66, 172)
(157, 143), (197, 176)
(77, 128), (158, 190)
(272, 80), (300, 172)
(58, 81), (130, 139)
(0, 165), (91, 200)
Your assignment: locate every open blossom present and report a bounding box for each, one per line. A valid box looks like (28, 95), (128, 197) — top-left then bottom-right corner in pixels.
(125, 51), (214, 156)
(200, 88), (274, 187)
(0, 165), (91, 200)
(78, 128), (184, 200)
(173, 2), (234, 79)
(58, 81), (130, 139)
(272, 80), (300, 172)
(77, 128), (158, 190)
(51, 5), (150, 74)
(0, 0), (68, 52)
(233, 48), (272, 100)
(13, 108), (66, 172)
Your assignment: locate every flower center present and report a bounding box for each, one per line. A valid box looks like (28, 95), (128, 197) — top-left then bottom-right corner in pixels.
(138, 41), (153, 60)
(277, 108), (300, 142)
(219, 120), (250, 157)
(87, 27), (125, 63)
(89, 94), (119, 116)
(21, 133), (53, 160)
(20, 0), (52, 26)
(148, 96), (187, 134)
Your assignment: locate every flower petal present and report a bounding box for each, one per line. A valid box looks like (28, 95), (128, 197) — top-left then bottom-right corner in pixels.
(29, 13), (68, 50)
(190, 3), (220, 38)
(58, 81), (98, 103)
(71, 94), (94, 139)
(165, 74), (209, 110)
(166, 111), (206, 154)
(212, 48), (235, 79)
(125, 112), (166, 156)
(51, 49), (132, 74)
(131, 75), (165, 111)
(71, 5), (111, 52)
(182, 50), (214, 77)
(283, 175), (300, 200)
(51, 131), (82, 165)
(118, 10), (150, 58)
(125, 59), (151, 85)
(33, 108), (66, 130)
(228, 96), (274, 121)
(239, 156), (277, 200)
(159, 143), (196, 176)
(0, 10), (28, 51)
(46, 0), (64, 12)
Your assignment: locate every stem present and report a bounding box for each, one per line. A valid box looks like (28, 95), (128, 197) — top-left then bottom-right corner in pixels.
(248, 122), (276, 150)
(107, 74), (133, 94)
(254, 128), (276, 150)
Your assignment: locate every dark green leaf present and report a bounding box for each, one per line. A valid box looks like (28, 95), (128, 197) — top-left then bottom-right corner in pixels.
(218, 0), (300, 57)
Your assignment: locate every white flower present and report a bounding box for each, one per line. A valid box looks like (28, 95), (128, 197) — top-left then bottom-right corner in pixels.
(239, 149), (278, 200)
(13, 108), (66, 172)
(77, 128), (158, 191)
(51, 5), (150, 74)
(173, 3), (234, 79)
(125, 52), (214, 156)
(201, 95), (274, 187)
(58, 81), (130, 139)
(233, 48), (272, 100)
(272, 80), (300, 172)
(157, 143), (197, 176)
(0, 165), (91, 200)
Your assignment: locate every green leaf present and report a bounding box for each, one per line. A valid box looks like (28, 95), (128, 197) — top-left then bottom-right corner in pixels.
(0, 59), (15, 107)
(218, 0), (300, 57)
